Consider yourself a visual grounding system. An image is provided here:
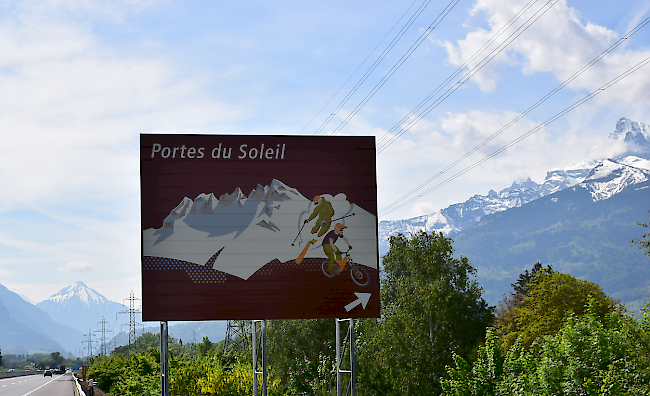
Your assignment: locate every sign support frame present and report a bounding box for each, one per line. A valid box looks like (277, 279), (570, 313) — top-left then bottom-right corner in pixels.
(252, 320), (267, 396)
(336, 318), (356, 396)
(160, 321), (169, 396)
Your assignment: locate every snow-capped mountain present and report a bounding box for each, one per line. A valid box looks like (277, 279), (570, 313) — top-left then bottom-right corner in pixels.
(609, 117), (650, 157)
(580, 157), (650, 201)
(144, 178), (378, 279)
(37, 281), (126, 334)
(0, 282), (81, 354)
(379, 117), (650, 251)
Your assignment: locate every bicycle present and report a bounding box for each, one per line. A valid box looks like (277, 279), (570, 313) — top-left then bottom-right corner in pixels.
(321, 248), (370, 287)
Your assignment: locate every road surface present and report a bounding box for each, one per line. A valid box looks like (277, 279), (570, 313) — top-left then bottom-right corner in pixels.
(0, 373), (74, 396)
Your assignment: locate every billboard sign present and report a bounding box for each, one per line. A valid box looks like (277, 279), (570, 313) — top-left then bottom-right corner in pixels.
(141, 134), (379, 320)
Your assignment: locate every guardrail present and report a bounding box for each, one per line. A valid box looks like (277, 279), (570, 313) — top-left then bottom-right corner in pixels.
(73, 375), (84, 396)
(0, 371), (42, 379)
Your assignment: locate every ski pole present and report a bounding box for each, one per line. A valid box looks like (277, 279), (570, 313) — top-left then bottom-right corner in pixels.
(291, 222), (308, 246)
(321, 212), (355, 226)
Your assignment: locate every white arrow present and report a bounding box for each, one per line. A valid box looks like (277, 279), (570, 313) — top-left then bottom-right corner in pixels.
(344, 292), (372, 312)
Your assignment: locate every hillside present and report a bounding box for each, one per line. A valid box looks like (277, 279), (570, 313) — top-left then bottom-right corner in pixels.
(0, 283), (82, 354)
(453, 173), (650, 309)
(379, 117), (650, 310)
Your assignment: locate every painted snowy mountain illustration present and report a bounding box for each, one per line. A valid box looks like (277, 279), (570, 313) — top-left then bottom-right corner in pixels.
(143, 179), (378, 280)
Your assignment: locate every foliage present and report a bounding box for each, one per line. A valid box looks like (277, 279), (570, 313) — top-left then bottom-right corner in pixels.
(452, 191), (650, 308)
(498, 269), (620, 349)
(510, 262), (551, 297)
(267, 318), (336, 395)
(198, 336), (214, 356)
(87, 354), (128, 392)
(358, 231), (494, 395)
(50, 352), (64, 366)
(86, 331), (283, 396)
(443, 304), (650, 395)
(34, 352), (66, 369)
(172, 353), (282, 396)
(0, 347), (2, 367)
(631, 210), (650, 257)
(497, 263), (552, 344)
(107, 349), (160, 396)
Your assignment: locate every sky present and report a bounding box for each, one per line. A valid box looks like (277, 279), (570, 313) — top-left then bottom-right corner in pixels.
(1, 0), (649, 305)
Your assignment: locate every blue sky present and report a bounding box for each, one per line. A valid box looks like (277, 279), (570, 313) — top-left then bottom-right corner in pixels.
(1, 0), (649, 304)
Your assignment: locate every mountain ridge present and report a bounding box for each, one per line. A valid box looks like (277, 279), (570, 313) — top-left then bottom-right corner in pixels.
(379, 117), (650, 309)
(37, 281), (126, 336)
(0, 283), (82, 354)
(379, 117), (650, 253)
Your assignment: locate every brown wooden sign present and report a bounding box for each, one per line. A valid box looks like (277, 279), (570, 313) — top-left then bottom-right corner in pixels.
(140, 134), (379, 320)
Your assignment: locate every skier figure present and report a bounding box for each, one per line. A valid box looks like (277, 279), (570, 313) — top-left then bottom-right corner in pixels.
(304, 195), (334, 237)
(323, 223), (351, 275)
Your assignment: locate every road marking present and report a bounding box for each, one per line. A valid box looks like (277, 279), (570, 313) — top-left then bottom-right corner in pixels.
(20, 377), (57, 396)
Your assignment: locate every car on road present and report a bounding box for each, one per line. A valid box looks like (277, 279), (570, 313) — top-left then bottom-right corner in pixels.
(44, 370), (52, 377)
(7, 369), (15, 373)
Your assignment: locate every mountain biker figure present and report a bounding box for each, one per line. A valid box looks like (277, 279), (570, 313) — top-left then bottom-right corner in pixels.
(323, 223), (351, 275)
(304, 195), (335, 237)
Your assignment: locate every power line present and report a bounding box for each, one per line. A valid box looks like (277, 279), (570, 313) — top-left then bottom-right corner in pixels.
(329, 0), (461, 136)
(379, 55), (650, 218)
(94, 317), (114, 356)
(82, 328), (98, 357)
(377, 0), (561, 153)
(299, 0), (422, 134)
(375, 0), (543, 147)
(116, 290), (143, 347)
(313, 0), (435, 136)
(379, 16), (650, 215)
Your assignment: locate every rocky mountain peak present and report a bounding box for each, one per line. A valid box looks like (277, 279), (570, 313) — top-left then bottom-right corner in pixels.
(379, 117), (650, 253)
(42, 281), (108, 306)
(609, 117), (650, 156)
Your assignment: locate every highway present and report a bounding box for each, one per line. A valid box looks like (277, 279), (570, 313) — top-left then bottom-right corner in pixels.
(0, 373), (75, 396)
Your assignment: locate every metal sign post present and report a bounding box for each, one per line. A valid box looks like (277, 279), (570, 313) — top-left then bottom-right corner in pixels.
(252, 320), (267, 396)
(160, 321), (169, 396)
(336, 318), (356, 396)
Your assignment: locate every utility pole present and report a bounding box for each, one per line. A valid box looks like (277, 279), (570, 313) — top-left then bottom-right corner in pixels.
(116, 290), (143, 347)
(94, 317), (114, 356)
(82, 328), (98, 357)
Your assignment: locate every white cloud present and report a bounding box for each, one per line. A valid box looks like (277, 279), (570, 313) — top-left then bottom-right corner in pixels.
(410, 201), (438, 217)
(0, 10), (242, 210)
(376, 107), (633, 220)
(440, 0), (650, 105)
(58, 261), (96, 272)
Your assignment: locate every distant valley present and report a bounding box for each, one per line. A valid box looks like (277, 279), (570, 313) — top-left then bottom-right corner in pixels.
(0, 281), (226, 355)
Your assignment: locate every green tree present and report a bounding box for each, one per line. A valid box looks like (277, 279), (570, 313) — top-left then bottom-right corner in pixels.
(267, 318), (336, 395)
(50, 352), (63, 366)
(358, 231), (494, 395)
(631, 210), (650, 257)
(197, 336), (214, 357)
(496, 263), (551, 347)
(86, 354), (129, 393)
(108, 350), (160, 396)
(443, 303), (650, 395)
(511, 262), (552, 297)
(0, 346), (3, 367)
(500, 270), (620, 349)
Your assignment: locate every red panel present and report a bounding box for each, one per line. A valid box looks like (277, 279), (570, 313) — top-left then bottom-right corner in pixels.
(140, 134), (379, 320)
